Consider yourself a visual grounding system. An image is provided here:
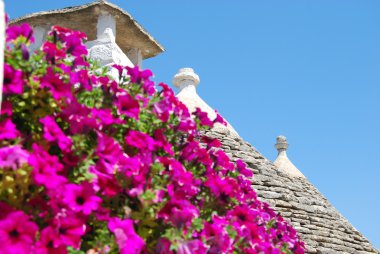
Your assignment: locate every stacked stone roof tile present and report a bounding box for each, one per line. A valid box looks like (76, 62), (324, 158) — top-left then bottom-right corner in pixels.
(205, 129), (379, 253)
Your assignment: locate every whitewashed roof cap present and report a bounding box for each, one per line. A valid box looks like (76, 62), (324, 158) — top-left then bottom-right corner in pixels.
(274, 135), (305, 178)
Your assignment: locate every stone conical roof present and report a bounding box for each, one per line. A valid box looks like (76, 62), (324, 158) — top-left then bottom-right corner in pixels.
(173, 70), (378, 253)
(10, 0), (164, 60)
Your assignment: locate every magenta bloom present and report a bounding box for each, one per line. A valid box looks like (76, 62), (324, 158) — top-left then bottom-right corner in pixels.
(0, 210), (38, 254)
(6, 23), (34, 43)
(0, 118), (20, 140)
(35, 226), (67, 254)
(158, 199), (199, 228)
(125, 130), (157, 151)
(40, 115), (72, 153)
(126, 65), (153, 84)
(52, 214), (86, 249)
(177, 240), (208, 254)
(40, 67), (72, 101)
(116, 93), (140, 119)
(42, 41), (66, 63)
(0, 145), (29, 170)
(62, 182), (102, 215)
(194, 108), (214, 128)
(153, 99), (172, 122)
(108, 217), (145, 254)
(29, 144), (67, 189)
(3, 63), (24, 95)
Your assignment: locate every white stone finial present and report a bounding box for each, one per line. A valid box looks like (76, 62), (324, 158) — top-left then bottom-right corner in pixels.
(274, 135), (305, 178)
(275, 135), (289, 152)
(173, 68), (200, 90)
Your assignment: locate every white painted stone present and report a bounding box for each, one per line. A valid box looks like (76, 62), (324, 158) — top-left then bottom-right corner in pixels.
(127, 48), (143, 67)
(97, 13), (116, 40)
(86, 27), (134, 68)
(274, 136), (306, 178)
(0, 0), (4, 111)
(173, 68), (239, 137)
(30, 26), (48, 52)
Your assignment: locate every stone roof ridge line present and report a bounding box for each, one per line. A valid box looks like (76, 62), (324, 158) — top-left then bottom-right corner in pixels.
(274, 135), (306, 178)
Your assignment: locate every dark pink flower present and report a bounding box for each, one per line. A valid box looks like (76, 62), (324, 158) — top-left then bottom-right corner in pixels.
(125, 130), (157, 151)
(3, 63), (24, 95)
(63, 182), (102, 215)
(40, 115), (72, 153)
(158, 199), (199, 228)
(6, 23), (34, 43)
(70, 69), (93, 91)
(153, 99), (172, 122)
(0, 210), (38, 254)
(40, 67), (72, 101)
(42, 41), (66, 63)
(155, 238), (173, 254)
(116, 93), (140, 119)
(126, 65), (153, 84)
(108, 217), (145, 254)
(0, 118), (20, 140)
(236, 159), (253, 178)
(177, 240), (208, 254)
(205, 174), (239, 202)
(194, 108), (214, 128)
(35, 226), (67, 254)
(0, 146), (29, 170)
(29, 144), (67, 189)
(52, 213), (86, 249)
(1, 100), (13, 116)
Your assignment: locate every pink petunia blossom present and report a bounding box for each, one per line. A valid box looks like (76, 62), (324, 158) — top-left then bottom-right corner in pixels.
(0, 145), (29, 170)
(158, 198), (199, 228)
(125, 130), (157, 151)
(29, 144), (67, 189)
(3, 63), (24, 95)
(40, 115), (72, 153)
(62, 182), (102, 215)
(116, 93), (140, 120)
(35, 226), (67, 254)
(0, 118), (20, 140)
(51, 212), (86, 249)
(177, 240), (208, 254)
(6, 23), (34, 43)
(40, 67), (72, 101)
(108, 217), (145, 254)
(0, 210), (38, 254)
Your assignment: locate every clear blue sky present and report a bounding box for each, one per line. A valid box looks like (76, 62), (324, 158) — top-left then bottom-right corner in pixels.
(6, 0), (380, 249)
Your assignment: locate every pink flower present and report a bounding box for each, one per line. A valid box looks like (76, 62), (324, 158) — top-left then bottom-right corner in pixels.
(0, 146), (29, 170)
(40, 67), (72, 101)
(177, 240), (208, 254)
(125, 130), (157, 151)
(1, 100), (13, 116)
(155, 238), (173, 254)
(126, 65), (153, 84)
(153, 99), (172, 122)
(40, 116), (72, 153)
(6, 23), (34, 43)
(70, 69), (93, 91)
(194, 108), (214, 128)
(42, 41), (66, 63)
(108, 218), (145, 254)
(35, 226), (67, 254)
(52, 213), (86, 249)
(158, 199), (199, 228)
(62, 182), (101, 215)
(0, 211), (38, 254)
(3, 63), (24, 95)
(116, 93), (140, 119)
(0, 118), (20, 140)
(29, 144), (67, 189)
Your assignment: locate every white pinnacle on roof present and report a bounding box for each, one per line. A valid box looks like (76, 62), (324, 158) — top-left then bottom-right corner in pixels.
(173, 68), (239, 137)
(274, 135), (305, 178)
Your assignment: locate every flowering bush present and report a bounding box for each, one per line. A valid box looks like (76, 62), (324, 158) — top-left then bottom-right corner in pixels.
(0, 21), (305, 254)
